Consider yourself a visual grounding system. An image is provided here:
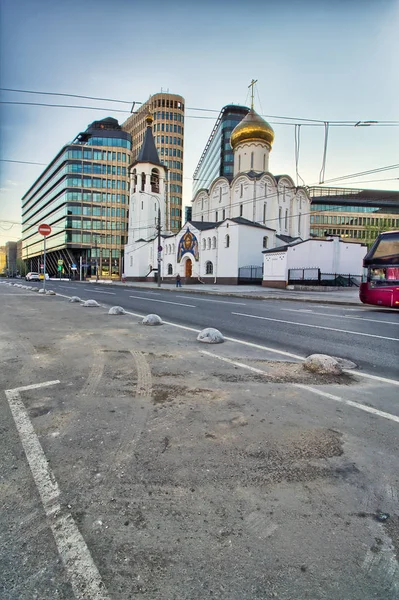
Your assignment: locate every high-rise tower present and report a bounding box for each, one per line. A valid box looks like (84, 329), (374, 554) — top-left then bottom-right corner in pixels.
(122, 92), (185, 232)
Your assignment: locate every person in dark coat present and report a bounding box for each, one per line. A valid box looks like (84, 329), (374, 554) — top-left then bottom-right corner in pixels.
(176, 273), (182, 288)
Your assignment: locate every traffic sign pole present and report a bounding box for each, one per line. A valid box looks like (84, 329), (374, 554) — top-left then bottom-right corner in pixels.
(43, 236), (47, 291)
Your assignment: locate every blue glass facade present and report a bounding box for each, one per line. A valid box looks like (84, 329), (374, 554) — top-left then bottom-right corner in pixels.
(192, 105), (249, 198)
(21, 118), (132, 278)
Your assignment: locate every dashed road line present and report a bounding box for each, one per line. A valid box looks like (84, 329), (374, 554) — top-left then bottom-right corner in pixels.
(4, 381), (110, 600)
(281, 307), (399, 326)
(129, 295), (196, 308)
(231, 312), (399, 342)
(180, 296), (247, 306)
(83, 288), (116, 295)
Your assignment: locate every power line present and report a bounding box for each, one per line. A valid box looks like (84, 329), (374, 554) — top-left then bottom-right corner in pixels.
(0, 159), (48, 166)
(312, 164), (399, 185)
(1, 87), (399, 125)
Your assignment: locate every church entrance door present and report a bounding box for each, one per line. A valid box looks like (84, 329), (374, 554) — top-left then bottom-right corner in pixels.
(185, 259), (192, 278)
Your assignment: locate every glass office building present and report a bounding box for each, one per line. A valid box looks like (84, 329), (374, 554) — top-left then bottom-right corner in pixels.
(309, 186), (399, 245)
(21, 117), (132, 278)
(192, 105), (249, 198)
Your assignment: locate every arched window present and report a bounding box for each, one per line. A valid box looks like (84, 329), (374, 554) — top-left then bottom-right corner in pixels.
(201, 198), (204, 210)
(263, 236), (268, 249)
(167, 263), (173, 275)
(222, 209), (225, 220)
(212, 236), (217, 249)
(151, 168), (160, 193)
(219, 187), (222, 202)
(285, 209), (288, 230)
(298, 213), (302, 234)
(263, 203), (267, 224)
(172, 243), (175, 253)
(240, 183), (243, 198)
(225, 234), (230, 248)
(238, 155), (241, 172)
(279, 207), (282, 228)
(206, 261), (213, 275)
(141, 172), (146, 192)
(132, 168), (137, 193)
(263, 154), (266, 171)
(202, 238), (206, 250)
(207, 237), (211, 249)
(250, 152), (254, 169)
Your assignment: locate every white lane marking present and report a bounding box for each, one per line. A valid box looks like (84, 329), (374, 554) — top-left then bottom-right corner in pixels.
(83, 288), (116, 295)
(200, 352), (399, 424)
(180, 296), (247, 306)
(14, 380), (61, 393)
(61, 285), (78, 289)
(281, 307), (399, 326)
(200, 350), (267, 374)
(125, 310), (304, 360)
(128, 295), (195, 308)
(296, 384), (399, 425)
(4, 382), (110, 599)
(231, 312), (399, 342)
(342, 369), (399, 387)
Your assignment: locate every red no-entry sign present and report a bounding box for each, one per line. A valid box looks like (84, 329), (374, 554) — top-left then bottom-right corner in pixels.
(38, 223), (52, 236)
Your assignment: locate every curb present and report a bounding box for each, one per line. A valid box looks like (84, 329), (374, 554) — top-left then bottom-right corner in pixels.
(82, 281), (362, 307)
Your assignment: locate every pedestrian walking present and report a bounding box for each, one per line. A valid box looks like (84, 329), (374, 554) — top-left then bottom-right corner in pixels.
(176, 273), (182, 288)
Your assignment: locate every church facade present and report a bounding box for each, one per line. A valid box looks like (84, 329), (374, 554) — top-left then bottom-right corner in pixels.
(124, 105), (311, 284)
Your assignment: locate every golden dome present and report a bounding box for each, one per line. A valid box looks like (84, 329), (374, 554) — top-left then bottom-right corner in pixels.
(145, 112), (154, 126)
(230, 109), (274, 150)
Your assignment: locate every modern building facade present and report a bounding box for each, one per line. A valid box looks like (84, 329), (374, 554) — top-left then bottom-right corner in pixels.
(192, 104), (249, 198)
(5, 241), (17, 276)
(0, 246), (6, 275)
(309, 187), (399, 246)
(122, 93), (185, 231)
(21, 117), (132, 278)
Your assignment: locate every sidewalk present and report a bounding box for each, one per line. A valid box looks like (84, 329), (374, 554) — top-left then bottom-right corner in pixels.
(84, 279), (362, 306)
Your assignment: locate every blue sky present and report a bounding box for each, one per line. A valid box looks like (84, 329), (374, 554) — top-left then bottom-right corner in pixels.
(1, 0), (398, 244)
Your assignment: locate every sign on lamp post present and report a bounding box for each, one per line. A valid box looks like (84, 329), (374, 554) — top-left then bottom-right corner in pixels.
(38, 224), (52, 290)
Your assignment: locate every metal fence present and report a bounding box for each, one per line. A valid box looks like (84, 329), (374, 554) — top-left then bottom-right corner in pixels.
(238, 265), (263, 285)
(288, 268), (361, 287)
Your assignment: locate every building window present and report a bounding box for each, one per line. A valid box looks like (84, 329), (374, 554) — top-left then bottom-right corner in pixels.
(141, 173), (146, 192)
(225, 234), (230, 248)
(240, 204), (243, 216)
(263, 236), (268, 248)
(263, 154), (266, 171)
(285, 209), (288, 230)
(207, 237), (211, 249)
(202, 238), (206, 250)
(215, 211), (218, 221)
(279, 207), (282, 228)
(250, 152), (254, 169)
(263, 203), (267, 224)
(238, 155), (241, 171)
(212, 236), (217, 249)
(167, 263), (173, 275)
(240, 183), (243, 198)
(219, 187), (222, 202)
(298, 213), (301, 234)
(222, 209), (225, 220)
(206, 261), (213, 275)
(151, 168), (160, 193)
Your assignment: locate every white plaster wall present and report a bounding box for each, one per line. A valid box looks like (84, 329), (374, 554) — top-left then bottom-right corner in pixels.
(263, 253), (288, 281)
(233, 141), (270, 175)
(237, 226), (271, 267)
(287, 239), (366, 274)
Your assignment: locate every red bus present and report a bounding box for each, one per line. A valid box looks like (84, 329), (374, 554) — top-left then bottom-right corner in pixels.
(360, 230), (399, 308)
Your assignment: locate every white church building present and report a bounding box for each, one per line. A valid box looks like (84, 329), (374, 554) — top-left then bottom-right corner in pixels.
(124, 107), (311, 284)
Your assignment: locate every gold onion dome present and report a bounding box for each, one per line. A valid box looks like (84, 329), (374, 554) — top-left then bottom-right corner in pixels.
(230, 108), (274, 150)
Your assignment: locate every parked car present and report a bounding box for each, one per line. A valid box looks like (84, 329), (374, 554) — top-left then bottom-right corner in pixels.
(25, 272), (40, 281)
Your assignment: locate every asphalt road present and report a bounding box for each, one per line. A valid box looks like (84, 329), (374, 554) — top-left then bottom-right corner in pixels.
(23, 279), (399, 379)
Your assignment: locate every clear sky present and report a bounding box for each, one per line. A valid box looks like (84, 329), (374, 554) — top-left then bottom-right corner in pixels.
(1, 0), (398, 245)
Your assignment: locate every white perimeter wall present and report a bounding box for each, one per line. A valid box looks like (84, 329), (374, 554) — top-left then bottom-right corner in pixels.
(287, 239), (366, 274)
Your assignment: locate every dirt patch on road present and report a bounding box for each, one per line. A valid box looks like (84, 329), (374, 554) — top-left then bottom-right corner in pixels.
(214, 360), (354, 385)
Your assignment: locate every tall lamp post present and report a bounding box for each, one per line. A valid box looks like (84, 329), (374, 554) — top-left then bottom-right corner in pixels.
(139, 191), (162, 288)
